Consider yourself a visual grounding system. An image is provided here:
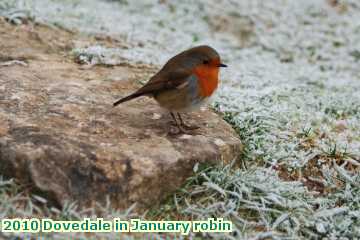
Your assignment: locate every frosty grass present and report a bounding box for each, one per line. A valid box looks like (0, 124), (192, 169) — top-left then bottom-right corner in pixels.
(1, 0), (359, 239)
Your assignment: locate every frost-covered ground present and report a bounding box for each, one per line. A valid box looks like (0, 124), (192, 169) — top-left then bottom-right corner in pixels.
(1, 0), (360, 239)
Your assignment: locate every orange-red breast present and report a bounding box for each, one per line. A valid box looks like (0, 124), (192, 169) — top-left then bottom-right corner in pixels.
(113, 45), (227, 133)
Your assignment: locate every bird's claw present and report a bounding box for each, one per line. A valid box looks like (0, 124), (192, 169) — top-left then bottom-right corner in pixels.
(180, 123), (200, 130)
(168, 121), (199, 130)
(168, 125), (189, 135)
(168, 112), (200, 135)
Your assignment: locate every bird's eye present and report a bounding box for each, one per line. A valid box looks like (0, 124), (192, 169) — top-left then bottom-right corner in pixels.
(203, 60), (210, 64)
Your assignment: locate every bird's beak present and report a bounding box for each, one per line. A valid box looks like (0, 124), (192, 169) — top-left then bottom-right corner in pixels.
(219, 63), (227, 67)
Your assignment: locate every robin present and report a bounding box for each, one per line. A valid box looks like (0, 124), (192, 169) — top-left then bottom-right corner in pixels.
(113, 45), (227, 134)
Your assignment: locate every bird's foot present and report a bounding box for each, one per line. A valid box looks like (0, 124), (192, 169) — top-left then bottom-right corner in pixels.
(168, 112), (199, 135)
(181, 123), (200, 130)
(168, 125), (189, 135)
(168, 121), (199, 130)
(169, 121), (178, 127)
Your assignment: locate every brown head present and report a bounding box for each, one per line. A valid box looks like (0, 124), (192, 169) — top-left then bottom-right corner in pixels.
(162, 45), (227, 70)
(163, 45), (227, 97)
(160, 45), (227, 97)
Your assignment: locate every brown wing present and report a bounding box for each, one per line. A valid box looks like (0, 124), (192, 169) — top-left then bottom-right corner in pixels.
(113, 69), (191, 106)
(132, 69), (192, 96)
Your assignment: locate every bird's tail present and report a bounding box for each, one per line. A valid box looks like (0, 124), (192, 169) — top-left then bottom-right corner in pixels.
(113, 92), (144, 107)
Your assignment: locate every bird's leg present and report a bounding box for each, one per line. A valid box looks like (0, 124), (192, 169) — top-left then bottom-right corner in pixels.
(169, 112), (187, 134)
(169, 112), (179, 126)
(177, 112), (200, 130)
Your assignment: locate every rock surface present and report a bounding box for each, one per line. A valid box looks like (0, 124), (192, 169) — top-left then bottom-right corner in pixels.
(0, 19), (242, 210)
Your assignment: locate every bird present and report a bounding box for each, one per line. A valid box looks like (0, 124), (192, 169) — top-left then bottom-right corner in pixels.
(113, 45), (227, 134)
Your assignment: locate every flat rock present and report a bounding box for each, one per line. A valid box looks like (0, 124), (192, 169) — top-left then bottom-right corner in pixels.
(0, 19), (242, 210)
